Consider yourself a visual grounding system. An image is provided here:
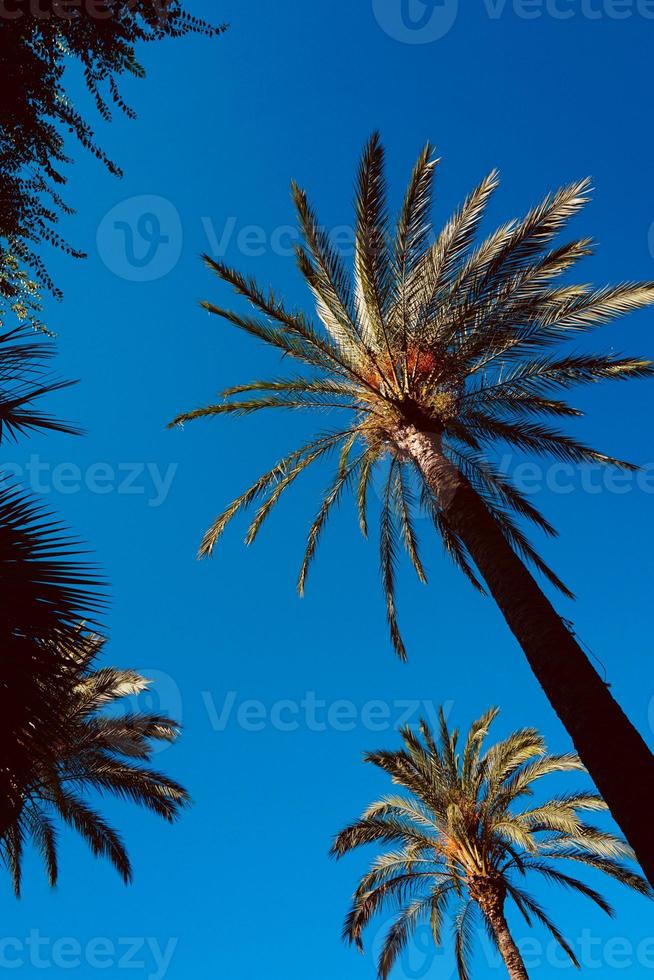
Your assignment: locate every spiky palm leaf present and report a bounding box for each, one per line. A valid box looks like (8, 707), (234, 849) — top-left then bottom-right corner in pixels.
(0, 486), (104, 836)
(172, 133), (654, 659)
(0, 326), (79, 441)
(1, 633), (188, 895)
(0, 329), (98, 840)
(331, 708), (651, 980)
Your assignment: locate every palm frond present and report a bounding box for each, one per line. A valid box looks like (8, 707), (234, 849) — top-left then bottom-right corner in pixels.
(197, 429), (355, 557)
(0, 327), (80, 442)
(393, 462), (427, 583)
(354, 133), (397, 378)
(356, 444), (380, 538)
(505, 884), (580, 967)
(522, 860), (613, 915)
(380, 459), (406, 660)
(393, 142), (439, 381)
(453, 900), (477, 980)
(51, 789), (132, 883)
(2, 637), (188, 894)
(298, 434), (363, 594)
(378, 896), (433, 980)
(292, 183), (364, 356)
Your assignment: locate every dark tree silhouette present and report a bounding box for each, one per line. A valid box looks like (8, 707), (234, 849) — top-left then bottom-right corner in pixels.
(1, 633), (188, 896)
(0, 1), (225, 326)
(0, 325), (104, 835)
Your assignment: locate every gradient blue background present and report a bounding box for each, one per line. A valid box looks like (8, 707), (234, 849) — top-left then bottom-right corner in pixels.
(4, 0), (654, 976)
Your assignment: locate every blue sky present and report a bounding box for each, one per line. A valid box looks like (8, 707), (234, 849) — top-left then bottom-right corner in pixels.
(5, 0), (654, 976)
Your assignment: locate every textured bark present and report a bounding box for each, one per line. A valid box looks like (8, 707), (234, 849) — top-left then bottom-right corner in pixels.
(473, 883), (530, 980)
(394, 423), (654, 886)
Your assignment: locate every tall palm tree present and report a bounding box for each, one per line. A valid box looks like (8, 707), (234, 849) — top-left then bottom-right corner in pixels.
(1, 633), (188, 895)
(0, 326), (102, 837)
(171, 135), (654, 881)
(332, 709), (651, 980)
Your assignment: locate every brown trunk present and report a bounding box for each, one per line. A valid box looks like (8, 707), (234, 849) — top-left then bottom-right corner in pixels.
(394, 424), (654, 886)
(473, 882), (530, 980)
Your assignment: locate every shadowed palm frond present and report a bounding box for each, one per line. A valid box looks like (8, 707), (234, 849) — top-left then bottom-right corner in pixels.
(0, 327), (80, 442)
(0, 634), (188, 894)
(0, 486), (104, 850)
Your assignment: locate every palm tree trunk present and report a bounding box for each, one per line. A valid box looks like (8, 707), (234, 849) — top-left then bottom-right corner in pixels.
(393, 423), (654, 886)
(475, 886), (530, 980)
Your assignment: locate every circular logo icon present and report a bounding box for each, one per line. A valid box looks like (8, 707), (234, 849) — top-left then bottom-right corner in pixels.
(370, 916), (452, 979)
(96, 195), (183, 282)
(372, 0), (459, 43)
(127, 668), (183, 755)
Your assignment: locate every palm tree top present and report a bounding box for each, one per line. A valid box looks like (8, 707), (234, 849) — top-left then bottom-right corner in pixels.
(2, 632), (189, 896)
(332, 707), (652, 980)
(172, 133), (654, 658)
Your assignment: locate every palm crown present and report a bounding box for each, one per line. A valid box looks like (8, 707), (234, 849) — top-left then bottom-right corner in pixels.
(332, 708), (651, 980)
(172, 134), (654, 657)
(2, 633), (188, 895)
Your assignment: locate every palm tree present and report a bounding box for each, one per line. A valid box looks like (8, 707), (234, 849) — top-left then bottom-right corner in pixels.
(0, 326), (186, 890)
(1, 632), (188, 895)
(332, 708), (651, 980)
(171, 135), (654, 882)
(0, 326), (102, 837)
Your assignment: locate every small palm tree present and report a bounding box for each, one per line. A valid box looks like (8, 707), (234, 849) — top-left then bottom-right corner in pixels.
(1, 633), (188, 895)
(172, 135), (654, 882)
(332, 709), (651, 980)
